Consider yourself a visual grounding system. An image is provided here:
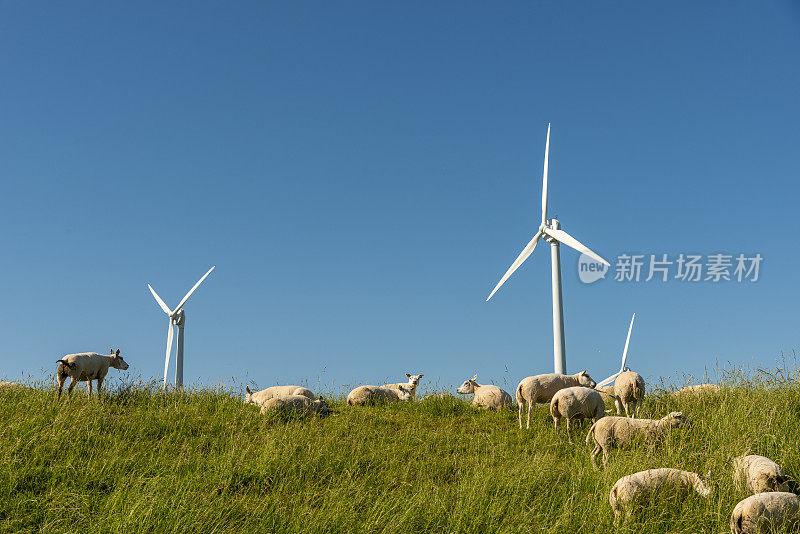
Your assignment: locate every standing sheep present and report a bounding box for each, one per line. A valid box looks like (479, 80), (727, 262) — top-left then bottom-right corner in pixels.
(595, 385), (623, 415)
(614, 371), (645, 418)
(516, 371), (597, 429)
(731, 492), (800, 534)
(382, 373), (424, 400)
(732, 454), (790, 495)
(456, 375), (513, 410)
(260, 394), (329, 417)
(609, 468), (712, 520)
(585, 412), (692, 470)
(346, 385), (412, 406)
(550, 386), (605, 442)
(244, 385), (315, 406)
(56, 349), (129, 399)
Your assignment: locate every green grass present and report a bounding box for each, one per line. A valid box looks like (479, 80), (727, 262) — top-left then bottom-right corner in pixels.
(2, 367), (800, 533)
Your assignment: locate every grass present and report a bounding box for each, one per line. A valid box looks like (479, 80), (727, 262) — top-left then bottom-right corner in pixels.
(2, 366), (800, 533)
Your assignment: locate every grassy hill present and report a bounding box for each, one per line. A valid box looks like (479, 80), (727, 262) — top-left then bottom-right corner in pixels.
(2, 367), (800, 533)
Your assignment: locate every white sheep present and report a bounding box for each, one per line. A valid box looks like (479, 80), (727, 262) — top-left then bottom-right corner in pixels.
(382, 373), (424, 400)
(56, 349), (130, 399)
(585, 411), (692, 470)
(614, 370), (645, 418)
(0, 381), (32, 391)
(260, 394), (329, 417)
(609, 468), (712, 520)
(673, 383), (720, 396)
(516, 371), (597, 429)
(731, 492), (800, 534)
(550, 386), (605, 441)
(244, 385), (314, 406)
(346, 385), (412, 406)
(456, 374), (513, 410)
(595, 385), (623, 415)
(732, 454), (790, 495)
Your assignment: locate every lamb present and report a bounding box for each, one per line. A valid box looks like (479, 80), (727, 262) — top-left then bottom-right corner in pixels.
(550, 386), (606, 442)
(346, 385), (412, 406)
(456, 374), (513, 410)
(516, 371), (597, 429)
(732, 454), (790, 495)
(56, 349), (129, 399)
(585, 411), (692, 470)
(260, 394), (329, 417)
(614, 371), (645, 418)
(244, 385), (314, 406)
(382, 373), (424, 400)
(730, 492), (800, 534)
(609, 468), (712, 520)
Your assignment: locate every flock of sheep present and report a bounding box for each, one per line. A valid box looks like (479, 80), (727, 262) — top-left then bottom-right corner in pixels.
(44, 351), (799, 532)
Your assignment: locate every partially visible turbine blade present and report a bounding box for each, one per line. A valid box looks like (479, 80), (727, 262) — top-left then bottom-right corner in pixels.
(174, 266), (215, 313)
(148, 284), (172, 315)
(164, 319), (174, 388)
(541, 123), (551, 225)
(543, 227), (610, 266)
(620, 313), (636, 371)
(486, 231), (543, 301)
(596, 371), (620, 389)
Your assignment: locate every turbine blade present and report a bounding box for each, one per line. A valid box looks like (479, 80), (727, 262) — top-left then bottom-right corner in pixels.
(620, 313), (636, 371)
(543, 227), (610, 266)
(486, 231), (542, 301)
(541, 123), (550, 225)
(596, 371), (621, 389)
(174, 266), (215, 313)
(164, 319), (174, 388)
(148, 284), (172, 315)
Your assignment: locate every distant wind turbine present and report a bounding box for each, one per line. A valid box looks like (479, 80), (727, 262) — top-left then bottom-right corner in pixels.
(148, 266), (215, 389)
(596, 313), (636, 388)
(486, 124), (610, 374)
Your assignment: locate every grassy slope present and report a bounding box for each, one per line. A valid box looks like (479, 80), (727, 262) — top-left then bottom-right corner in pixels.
(2, 369), (800, 533)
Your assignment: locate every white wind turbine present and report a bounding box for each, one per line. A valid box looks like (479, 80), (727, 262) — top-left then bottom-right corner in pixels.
(596, 313), (636, 388)
(486, 124), (610, 374)
(148, 266), (215, 389)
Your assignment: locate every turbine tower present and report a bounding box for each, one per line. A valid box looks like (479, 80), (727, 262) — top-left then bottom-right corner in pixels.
(486, 124), (610, 374)
(148, 266), (215, 389)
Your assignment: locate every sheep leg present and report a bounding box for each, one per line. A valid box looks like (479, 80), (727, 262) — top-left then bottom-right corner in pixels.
(602, 449), (610, 468)
(96, 377), (103, 399)
(590, 446), (600, 471)
(518, 402), (524, 429)
(526, 402), (532, 430)
(623, 401), (631, 418)
(87, 380), (93, 396)
(565, 418), (574, 444)
(553, 415), (560, 434)
(67, 377), (77, 397)
(57, 375), (66, 399)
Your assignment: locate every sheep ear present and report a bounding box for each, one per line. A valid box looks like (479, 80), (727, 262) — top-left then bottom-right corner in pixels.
(419, 374), (423, 378)
(246, 386), (252, 394)
(406, 373), (411, 378)
(115, 349), (120, 357)
(472, 374), (478, 381)
(317, 395), (324, 401)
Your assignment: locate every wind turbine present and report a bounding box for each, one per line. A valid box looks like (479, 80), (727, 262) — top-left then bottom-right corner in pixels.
(486, 124), (610, 374)
(148, 266), (215, 389)
(596, 313), (636, 388)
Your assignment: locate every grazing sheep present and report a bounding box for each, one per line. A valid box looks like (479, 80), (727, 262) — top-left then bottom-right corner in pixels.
(614, 371), (646, 418)
(730, 492), (800, 534)
(244, 385), (314, 406)
(346, 385), (412, 406)
(383, 373), (424, 400)
(456, 374), (513, 410)
(260, 394), (329, 417)
(732, 454), (790, 495)
(609, 468), (712, 520)
(516, 371), (597, 429)
(673, 383), (720, 396)
(586, 412), (692, 470)
(56, 349), (129, 399)
(550, 386), (606, 442)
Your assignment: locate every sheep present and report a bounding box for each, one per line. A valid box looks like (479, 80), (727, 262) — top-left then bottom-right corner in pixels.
(673, 383), (720, 396)
(0, 381), (32, 390)
(732, 454), (790, 495)
(56, 349), (129, 399)
(346, 385), (412, 406)
(609, 468), (712, 520)
(585, 411), (692, 470)
(456, 374), (513, 410)
(382, 373), (424, 400)
(516, 371), (597, 429)
(244, 385), (314, 406)
(550, 386), (606, 442)
(614, 371), (646, 418)
(731, 492), (800, 534)
(595, 385), (623, 415)
(260, 394), (329, 417)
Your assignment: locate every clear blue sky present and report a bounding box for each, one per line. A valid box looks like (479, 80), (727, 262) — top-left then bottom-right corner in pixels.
(1, 2), (799, 393)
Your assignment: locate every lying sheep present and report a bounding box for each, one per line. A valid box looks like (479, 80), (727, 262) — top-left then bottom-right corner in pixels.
(346, 385), (412, 406)
(550, 386), (605, 442)
(614, 371), (645, 418)
(609, 468), (712, 520)
(383, 373), (423, 400)
(732, 454), (790, 495)
(673, 383), (720, 396)
(260, 394), (328, 417)
(56, 349), (129, 399)
(586, 412), (692, 470)
(731, 492), (800, 534)
(0, 381), (32, 390)
(516, 371), (597, 429)
(244, 385), (314, 406)
(456, 375), (513, 410)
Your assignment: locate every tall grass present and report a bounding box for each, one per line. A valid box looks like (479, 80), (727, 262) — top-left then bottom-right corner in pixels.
(2, 366), (800, 533)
